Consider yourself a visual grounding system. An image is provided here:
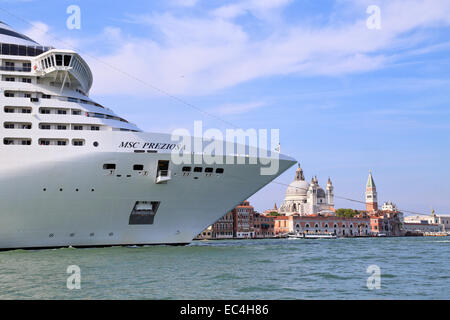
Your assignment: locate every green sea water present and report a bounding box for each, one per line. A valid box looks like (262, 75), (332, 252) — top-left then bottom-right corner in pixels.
(0, 237), (448, 299)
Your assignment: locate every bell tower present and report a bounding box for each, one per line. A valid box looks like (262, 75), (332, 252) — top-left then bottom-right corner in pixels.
(326, 177), (334, 206)
(365, 170), (378, 212)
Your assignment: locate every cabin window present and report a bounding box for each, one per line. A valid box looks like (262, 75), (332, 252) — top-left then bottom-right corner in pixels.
(194, 167), (203, 173)
(216, 168), (224, 174)
(5, 108), (14, 113)
(57, 140), (67, 146)
(91, 126), (100, 131)
(5, 77), (15, 82)
(64, 55), (71, 66)
(3, 139), (14, 145)
(40, 108), (51, 114)
(182, 167), (191, 172)
(22, 78), (31, 83)
(40, 124), (51, 130)
(4, 123), (31, 129)
(72, 110), (81, 115)
(4, 92), (14, 97)
(103, 164), (116, 170)
(133, 164), (144, 171)
(72, 140), (85, 146)
(73, 125), (83, 130)
(205, 168), (213, 173)
(57, 125), (67, 130)
(42, 94), (51, 99)
(57, 109), (67, 115)
(55, 55), (63, 66)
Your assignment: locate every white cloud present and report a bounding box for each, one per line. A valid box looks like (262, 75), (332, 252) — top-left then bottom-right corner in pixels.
(23, 21), (79, 48)
(212, 0), (293, 20)
(170, 0), (199, 7)
(57, 0), (450, 97)
(213, 101), (266, 115)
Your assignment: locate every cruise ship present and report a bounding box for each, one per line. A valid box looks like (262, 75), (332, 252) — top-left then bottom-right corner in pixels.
(0, 21), (296, 250)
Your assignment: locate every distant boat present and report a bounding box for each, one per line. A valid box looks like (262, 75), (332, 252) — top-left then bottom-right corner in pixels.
(377, 233), (387, 237)
(288, 232), (337, 239)
(423, 232), (448, 237)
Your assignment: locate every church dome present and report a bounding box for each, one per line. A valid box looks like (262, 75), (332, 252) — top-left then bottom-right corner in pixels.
(286, 180), (310, 199)
(284, 164), (309, 201)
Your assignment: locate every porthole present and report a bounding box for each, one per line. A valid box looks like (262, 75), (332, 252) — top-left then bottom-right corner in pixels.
(90, 233), (94, 237)
(70, 233), (75, 237)
(109, 232), (114, 237)
(91, 189), (95, 192)
(216, 168), (224, 174)
(93, 141), (99, 147)
(49, 233), (54, 238)
(59, 188), (63, 192)
(43, 188), (47, 192)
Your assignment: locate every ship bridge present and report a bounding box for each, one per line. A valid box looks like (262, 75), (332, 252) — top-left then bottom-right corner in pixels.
(32, 49), (93, 95)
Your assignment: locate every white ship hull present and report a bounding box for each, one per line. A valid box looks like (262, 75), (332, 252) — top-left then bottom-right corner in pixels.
(0, 132), (295, 249)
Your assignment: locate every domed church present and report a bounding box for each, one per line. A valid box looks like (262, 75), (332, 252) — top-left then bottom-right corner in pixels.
(279, 164), (335, 216)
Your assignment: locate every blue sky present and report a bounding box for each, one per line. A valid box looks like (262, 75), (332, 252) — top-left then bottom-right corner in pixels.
(2, 0), (450, 215)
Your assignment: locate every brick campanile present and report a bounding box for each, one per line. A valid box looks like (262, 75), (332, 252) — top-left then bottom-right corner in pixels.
(365, 170), (378, 212)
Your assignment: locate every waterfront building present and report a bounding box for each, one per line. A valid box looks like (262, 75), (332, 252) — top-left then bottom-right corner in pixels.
(369, 211), (403, 236)
(404, 209), (450, 233)
(211, 212), (234, 239)
(292, 215), (371, 237)
(382, 201), (404, 222)
(274, 214), (371, 237)
(437, 216), (450, 233)
(253, 213), (275, 238)
(232, 201), (255, 238)
(279, 164), (334, 216)
(403, 222), (442, 234)
(196, 201), (277, 240)
(404, 208), (439, 225)
(273, 216), (292, 235)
